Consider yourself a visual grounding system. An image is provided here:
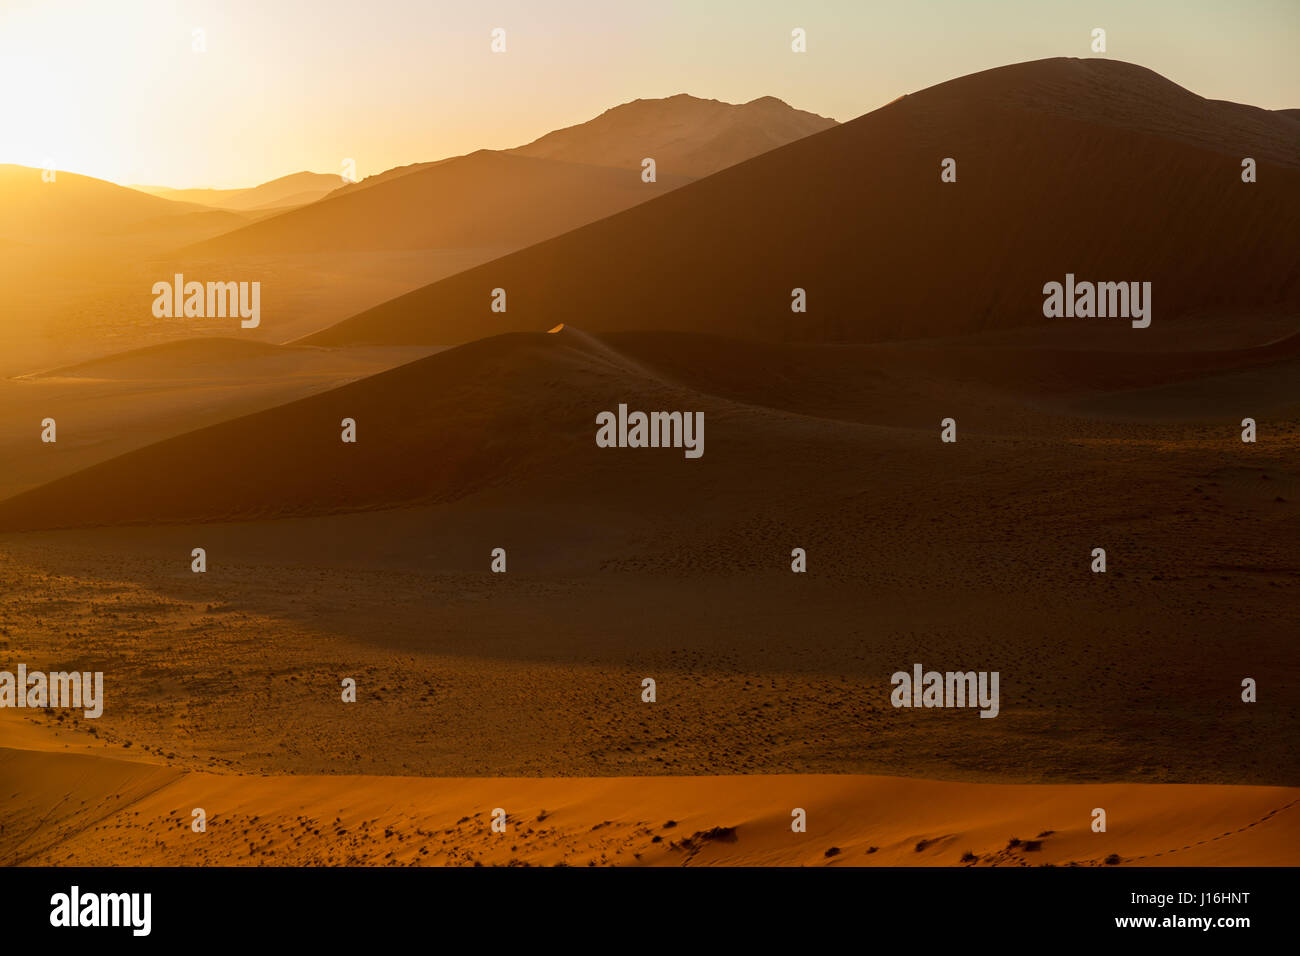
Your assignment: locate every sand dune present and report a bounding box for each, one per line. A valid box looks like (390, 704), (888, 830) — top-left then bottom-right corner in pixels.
(2, 736), (1294, 867)
(0, 165), (227, 246)
(133, 171), (342, 211)
(321, 95), (834, 197)
(0, 94), (834, 372)
(603, 327), (1300, 415)
(28, 338), (299, 378)
(0, 328), (677, 528)
(0, 321), (1292, 792)
(509, 93), (837, 177)
(999, 62), (1299, 168)
(0, 341), (437, 502)
(301, 58), (1300, 349)
(21, 337), (422, 382)
(186, 152), (692, 256)
(0, 240), (482, 377)
(2, 56), (1294, 873)
(186, 94), (833, 259)
(242, 189), (340, 214)
(1, 322), (1296, 531)
(323, 157), (460, 197)
(108, 208), (251, 243)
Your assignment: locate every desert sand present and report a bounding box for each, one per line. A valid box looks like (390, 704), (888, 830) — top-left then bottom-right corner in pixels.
(2, 715), (1294, 867)
(1, 58), (1295, 869)
(0, 322), (1293, 792)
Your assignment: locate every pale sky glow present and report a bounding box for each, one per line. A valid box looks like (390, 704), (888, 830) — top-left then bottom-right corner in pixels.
(1, 0), (1296, 189)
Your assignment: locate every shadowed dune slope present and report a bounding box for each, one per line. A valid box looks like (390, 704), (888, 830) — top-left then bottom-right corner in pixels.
(0, 339), (442, 503)
(184, 94), (833, 258)
(599, 328), (1300, 414)
(1000, 68), (1300, 169)
(301, 58), (1300, 349)
(0, 321), (1297, 532)
(0, 329), (664, 529)
(186, 151), (692, 256)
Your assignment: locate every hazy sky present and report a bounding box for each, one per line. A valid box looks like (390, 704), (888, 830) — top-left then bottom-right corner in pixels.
(2, 0), (1296, 189)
